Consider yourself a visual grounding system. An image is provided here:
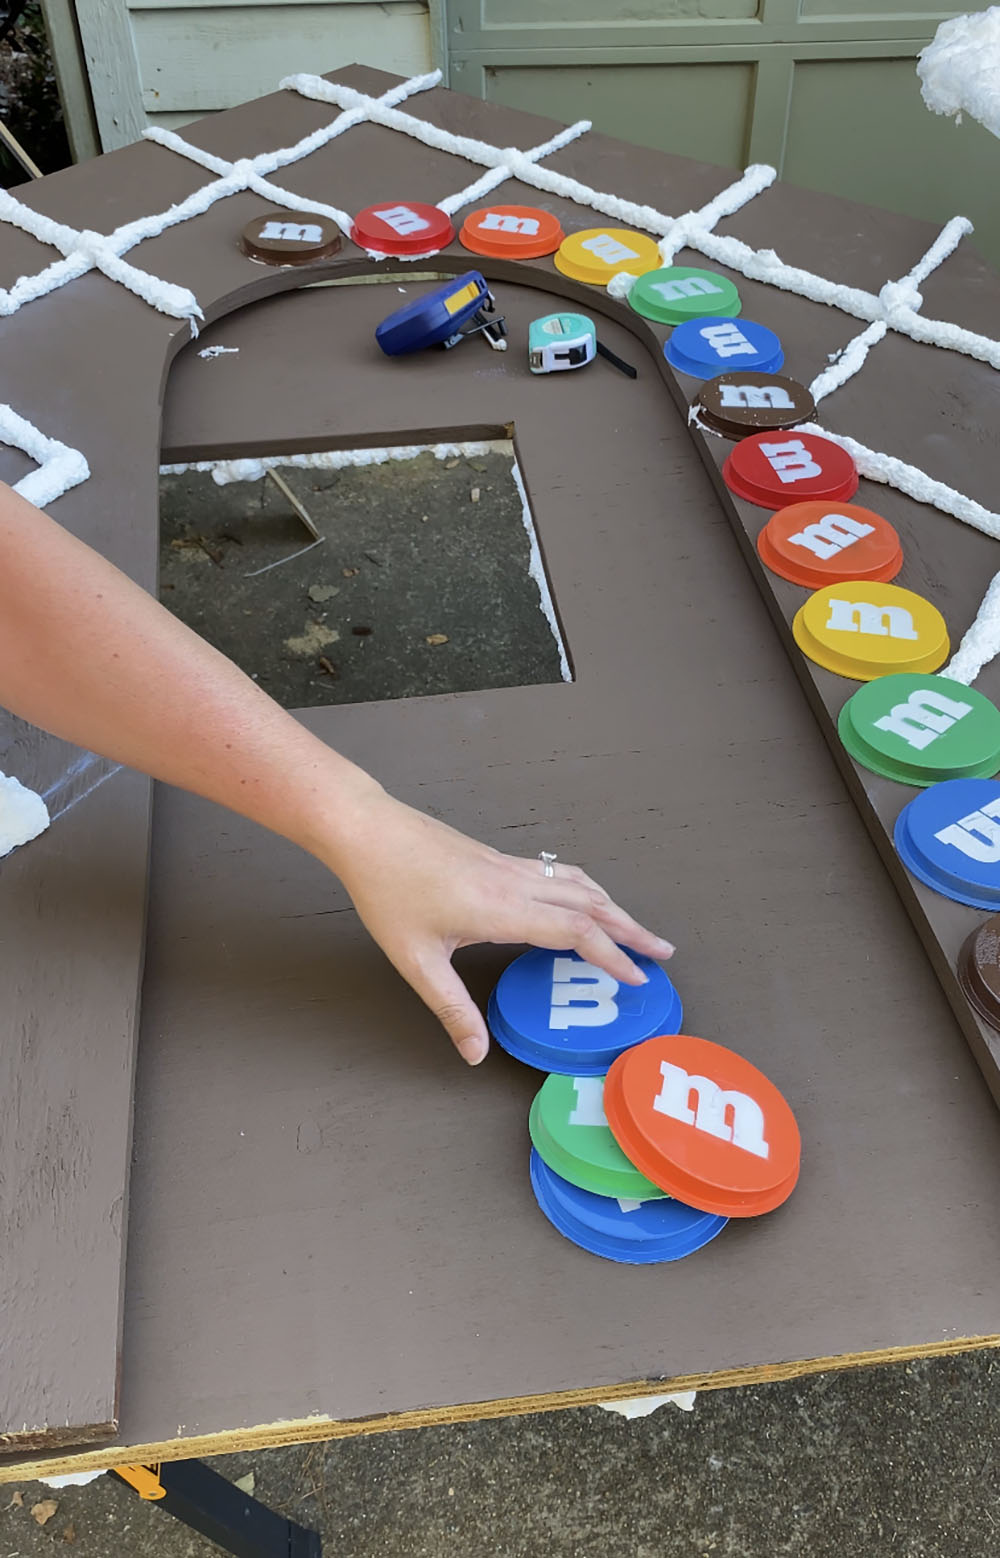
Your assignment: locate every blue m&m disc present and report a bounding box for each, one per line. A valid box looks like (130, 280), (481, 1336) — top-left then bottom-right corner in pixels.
(664, 317), (783, 380)
(529, 1151), (727, 1264)
(894, 778), (1000, 909)
(488, 947), (682, 1074)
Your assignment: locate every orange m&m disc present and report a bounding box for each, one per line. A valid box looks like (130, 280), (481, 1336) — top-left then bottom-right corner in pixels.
(459, 205), (564, 260)
(604, 1034), (801, 1218)
(757, 501), (903, 589)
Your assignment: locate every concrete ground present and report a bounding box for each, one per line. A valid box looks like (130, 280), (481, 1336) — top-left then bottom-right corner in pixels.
(2, 1356), (1000, 1556)
(3, 455), (997, 1556)
(159, 450), (562, 709)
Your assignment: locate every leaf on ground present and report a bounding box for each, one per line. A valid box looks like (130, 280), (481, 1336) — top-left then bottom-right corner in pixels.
(169, 538), (212, 564)
(62, 1522), (77, 1543)
(8, 1489), (23, 1507)
(342, 567), (360, 578)
(234, 1472), (256, 1495)
(308, 584), (339, 603)
(318, 657), (339, 678)
(444, 458), (460, 469)
(466, 461), (487, 472)
(284, 621), (341, 657)
(425, 633), (449, 646)
(470, 488), (481, 503)
(31, 1499), (58, 1526)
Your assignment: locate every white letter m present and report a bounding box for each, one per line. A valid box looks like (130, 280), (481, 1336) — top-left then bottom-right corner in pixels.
(653, 1060), (770, 1159)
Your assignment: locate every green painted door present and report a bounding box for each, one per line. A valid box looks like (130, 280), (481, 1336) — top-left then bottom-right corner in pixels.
(445, 0), (1000, 267)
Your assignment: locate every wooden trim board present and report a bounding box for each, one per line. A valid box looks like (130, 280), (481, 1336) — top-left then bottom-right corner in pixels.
(5, 1330), (1000, 1485)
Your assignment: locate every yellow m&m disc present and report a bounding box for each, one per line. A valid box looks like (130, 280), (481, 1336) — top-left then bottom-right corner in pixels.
(792, 581), (949, 682)
(554, 228), (660, 286)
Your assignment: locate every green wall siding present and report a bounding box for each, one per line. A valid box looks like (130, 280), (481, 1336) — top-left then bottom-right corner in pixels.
(447, 0), (1000, 268)
(783, 57), (1000, 265)
(484, 62), (756, 168)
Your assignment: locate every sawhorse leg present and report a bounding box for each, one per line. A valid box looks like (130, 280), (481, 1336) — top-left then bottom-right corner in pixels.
(112, 1459), (322, 1557)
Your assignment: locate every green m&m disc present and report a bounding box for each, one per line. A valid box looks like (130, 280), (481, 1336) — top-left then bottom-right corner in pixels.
(528, 1073), (668, 1201)
(628, 266), (740, 326)
(838, 672), (1000, 786)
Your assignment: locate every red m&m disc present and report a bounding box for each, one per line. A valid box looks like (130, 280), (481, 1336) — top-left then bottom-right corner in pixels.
(723, 430), (858, 510)
(352, 202), (455, 257)
(757, 501), (903, 589)
(604, 1034), (801, 1218)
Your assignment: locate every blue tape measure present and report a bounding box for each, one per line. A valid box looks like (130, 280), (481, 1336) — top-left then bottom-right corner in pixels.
(375, 272), (507, 356)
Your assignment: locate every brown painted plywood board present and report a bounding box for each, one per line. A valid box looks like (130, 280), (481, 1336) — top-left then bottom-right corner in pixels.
(79, 277), (1000, 1460)
(2, 65), (1000, 1468)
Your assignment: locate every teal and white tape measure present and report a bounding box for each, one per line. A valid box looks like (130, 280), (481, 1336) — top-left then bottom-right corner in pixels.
(528, 312), (637, 378)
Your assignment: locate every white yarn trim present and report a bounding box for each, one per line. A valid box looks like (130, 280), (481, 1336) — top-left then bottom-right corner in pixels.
(943, 570), (1000, 684)
(0, 402), (89, 506)
(284, 74), (711, 236)
(160, 438), (512, 485)
(510, 456), (571, 683)
(918, 7), (1000, 139)
(0, 188), (201, 323)
(0, 71), (441, 335)
(0, 770), (49, 857)
(798, 422), (1000, 541)
(654, 164), (778, 268)
(809, 217), (973, 402)
(437, 119), (592, 217)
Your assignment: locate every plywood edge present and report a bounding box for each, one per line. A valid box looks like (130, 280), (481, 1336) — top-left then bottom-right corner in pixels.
(0, 1419), (116, 1458)
(3, 1332), (998, 1484)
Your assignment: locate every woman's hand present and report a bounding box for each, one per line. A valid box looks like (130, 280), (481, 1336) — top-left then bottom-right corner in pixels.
(323, 788), (675, 1065)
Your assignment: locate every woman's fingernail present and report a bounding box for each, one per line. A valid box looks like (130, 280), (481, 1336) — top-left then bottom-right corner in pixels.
(459, 1036), (488, 1065)
(656, 938), (676, 957)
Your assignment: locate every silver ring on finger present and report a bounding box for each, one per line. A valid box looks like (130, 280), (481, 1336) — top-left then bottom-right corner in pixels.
(539, 850), (557, 879)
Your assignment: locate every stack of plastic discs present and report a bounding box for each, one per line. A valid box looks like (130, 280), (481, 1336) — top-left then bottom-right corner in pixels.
(488, 946), (803, 1263)
(529, 1151), (727, 1265)
(529, 1071), (669, 1200)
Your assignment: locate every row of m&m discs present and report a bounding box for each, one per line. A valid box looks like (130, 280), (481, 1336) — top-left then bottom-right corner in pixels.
(665, 265), (1000, 1024)
(488, 948), (800, 1263)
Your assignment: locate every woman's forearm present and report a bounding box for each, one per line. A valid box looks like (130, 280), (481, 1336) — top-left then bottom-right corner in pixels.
(0, 482), (380, 866)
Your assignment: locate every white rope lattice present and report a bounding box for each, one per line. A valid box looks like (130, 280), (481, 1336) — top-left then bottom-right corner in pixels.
(0, 402), (88, 507)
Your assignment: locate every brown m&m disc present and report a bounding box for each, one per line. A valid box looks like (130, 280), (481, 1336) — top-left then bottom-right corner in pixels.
(959, 915), (1000, 1030)
(240, 212), (344, 267)
(692, 372), (815, 440)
